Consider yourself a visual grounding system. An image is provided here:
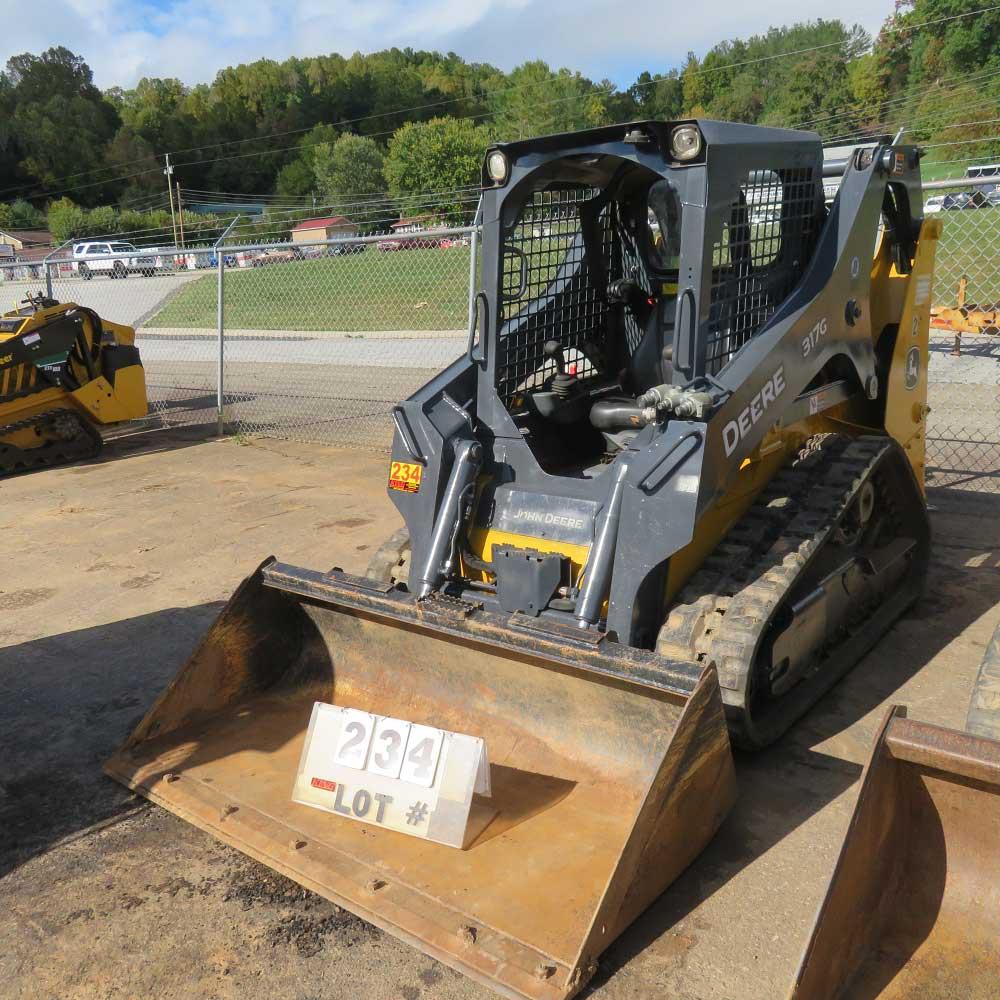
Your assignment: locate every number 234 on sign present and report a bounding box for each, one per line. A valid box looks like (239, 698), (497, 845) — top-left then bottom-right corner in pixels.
(388, 461), (422, 493)
(292, 704), (491, 848)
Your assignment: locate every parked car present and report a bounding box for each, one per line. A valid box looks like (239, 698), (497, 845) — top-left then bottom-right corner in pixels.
(377, 236), (442, 252)
(943, 190), (989, 210)
(987, 189), (1000, 207)
(924, 195), (948, 214)
(328, 240), (368, 256)
(72, 240), (164, 279)
(251, 249), (297, 267)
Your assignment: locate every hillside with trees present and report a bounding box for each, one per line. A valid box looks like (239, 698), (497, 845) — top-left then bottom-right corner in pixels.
(0, 0), (997, 244)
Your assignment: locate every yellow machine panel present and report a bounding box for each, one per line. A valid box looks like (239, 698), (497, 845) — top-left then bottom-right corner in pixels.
(0, 295), (148, 475)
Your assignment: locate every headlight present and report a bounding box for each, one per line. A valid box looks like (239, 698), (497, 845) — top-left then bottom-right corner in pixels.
(486, 150), (509, 184)
(670, 125), (702, 162)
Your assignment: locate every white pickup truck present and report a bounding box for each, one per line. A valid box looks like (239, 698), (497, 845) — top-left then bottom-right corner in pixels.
(72, 241), (166, 279)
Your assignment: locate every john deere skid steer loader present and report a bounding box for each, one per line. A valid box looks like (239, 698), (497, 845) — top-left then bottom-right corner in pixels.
(0, 294), (148, 475)
(107, 120), (939, 998)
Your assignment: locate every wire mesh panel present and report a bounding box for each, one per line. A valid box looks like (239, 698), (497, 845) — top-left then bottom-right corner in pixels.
(924, 182), (1000, 496)
(217, 232), (474, 447)
(925, 329), (1000, 495)
(495, 188), (611, 406)
(705, 167), (822, 374)
(44, 247), (221, 431)
(933, 200), (1000, 310)
(0, 259), (46, 302)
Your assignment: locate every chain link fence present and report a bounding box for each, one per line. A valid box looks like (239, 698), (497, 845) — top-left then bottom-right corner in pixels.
(1, 246), (220, 433)
(215, 230), (473, 445)
(925, 178), (1000, 496)
(3, 187), (1000, 495)
(1, 230), (476, 446)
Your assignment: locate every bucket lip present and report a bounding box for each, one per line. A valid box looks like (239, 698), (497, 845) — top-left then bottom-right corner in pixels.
(885, 713), (1000, 788)
(262, 561), (704, 701)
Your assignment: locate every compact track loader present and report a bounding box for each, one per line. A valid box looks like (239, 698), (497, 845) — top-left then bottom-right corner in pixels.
(107, 120), (939, 999)
(0, 294), (147, 474)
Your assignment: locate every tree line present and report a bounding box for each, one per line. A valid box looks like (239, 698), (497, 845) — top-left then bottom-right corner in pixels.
(0, 0), (997, 243)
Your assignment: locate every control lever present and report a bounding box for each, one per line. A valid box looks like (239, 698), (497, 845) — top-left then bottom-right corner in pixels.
(543, 340), (579, 398)
(607, 279), (655, 323)
(543, 339), (566, 373)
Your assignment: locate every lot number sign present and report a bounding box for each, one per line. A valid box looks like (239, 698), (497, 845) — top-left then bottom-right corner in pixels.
(293, 704), (491, 848)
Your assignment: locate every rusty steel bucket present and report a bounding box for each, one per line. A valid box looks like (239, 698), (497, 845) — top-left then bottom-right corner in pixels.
(105, 558), (736, 1000)
(790, 705), (1000, 1000)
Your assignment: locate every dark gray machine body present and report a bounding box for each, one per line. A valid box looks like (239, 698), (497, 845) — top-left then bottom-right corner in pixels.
(384, 119), (923, 647)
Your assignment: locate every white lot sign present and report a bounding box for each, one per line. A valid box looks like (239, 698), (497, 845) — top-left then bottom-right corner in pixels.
(293, 704), (492, 848)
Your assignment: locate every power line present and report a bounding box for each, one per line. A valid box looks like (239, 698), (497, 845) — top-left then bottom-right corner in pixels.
(8, 1), (1000, 204)
(821, 84), (1000, 140)
(792, 66), (1000, 132)
(821, 102), (1000, 145)
(922, 132), (1000, 150)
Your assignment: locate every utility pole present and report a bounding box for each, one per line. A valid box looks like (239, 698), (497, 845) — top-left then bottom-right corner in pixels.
(164, 153), (178, 246)
(176, 181), (186, 247)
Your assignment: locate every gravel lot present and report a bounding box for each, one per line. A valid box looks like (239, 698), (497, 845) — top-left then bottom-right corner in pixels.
(2, 433), (999, 1000)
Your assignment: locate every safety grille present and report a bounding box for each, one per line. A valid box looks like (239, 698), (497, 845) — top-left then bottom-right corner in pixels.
(705, 167), (821, 375)
(615, 204), (654, 356)
(496, 188), (613, 406)
(0, 361), (39, 403)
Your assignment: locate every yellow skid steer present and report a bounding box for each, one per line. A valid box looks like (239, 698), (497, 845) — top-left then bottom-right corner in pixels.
(107, 120), (940, 998)
(0, 293), (147, 474)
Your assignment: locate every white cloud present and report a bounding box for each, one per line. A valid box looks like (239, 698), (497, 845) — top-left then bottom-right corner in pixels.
(0, 0), (894, 89)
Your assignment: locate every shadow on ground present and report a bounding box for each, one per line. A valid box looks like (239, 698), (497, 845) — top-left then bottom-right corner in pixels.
(6, 492), (1000, 1000)
(0, 603), (222, 879)
(590, 493), (1000, 991)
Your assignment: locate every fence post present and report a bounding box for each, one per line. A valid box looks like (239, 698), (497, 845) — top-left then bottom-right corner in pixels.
(41, 238), (73, 300)
(215, 216), (240, 437)
(216, 249), (225, 436)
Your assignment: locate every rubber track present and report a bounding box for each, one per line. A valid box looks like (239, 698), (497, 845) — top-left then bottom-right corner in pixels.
(657, 433), (900, 743)
(0, 408), (102, 476)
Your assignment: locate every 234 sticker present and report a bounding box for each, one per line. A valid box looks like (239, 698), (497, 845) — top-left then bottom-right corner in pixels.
(388, 461), (422, 493)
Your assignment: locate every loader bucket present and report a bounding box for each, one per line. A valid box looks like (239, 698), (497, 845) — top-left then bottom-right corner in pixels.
(790, 706), (1000, 1000)
(105, 558), (735, 1000)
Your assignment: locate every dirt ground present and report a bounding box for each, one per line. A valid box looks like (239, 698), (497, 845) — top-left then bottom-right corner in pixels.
(2, 428), (998, 1000)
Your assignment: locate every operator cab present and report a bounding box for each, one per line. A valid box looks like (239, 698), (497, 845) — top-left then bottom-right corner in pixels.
(480, 122), (826, 477)
(494, 163), (685, 471)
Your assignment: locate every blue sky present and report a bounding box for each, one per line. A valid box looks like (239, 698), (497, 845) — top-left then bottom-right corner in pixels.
(4, 0), (895, 89)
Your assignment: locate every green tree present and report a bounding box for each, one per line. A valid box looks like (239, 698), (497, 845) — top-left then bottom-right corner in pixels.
(274, 159), (316, 198)
(384, 117), (492, 221)
(629, 71), (685, 121)
(313, 133), (385, 203)
(489, 61), (609, 140)
(274, 123), (340, 198)
(0, 198), (45, 229)
(4, 47), (120, 205)
(46, 197), (88, 241)
(771, 53), (856, 134)
(86, 204), (118, 236)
